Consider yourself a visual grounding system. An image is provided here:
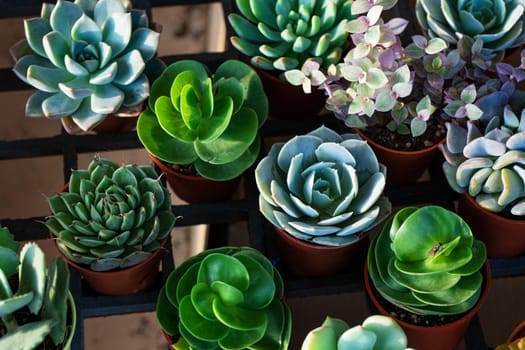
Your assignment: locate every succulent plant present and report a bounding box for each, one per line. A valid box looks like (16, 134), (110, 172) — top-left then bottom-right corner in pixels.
(285, 2), (459, 139)
(45, 157), (177, 272)
(441, 97), (525, 216)
(0, 226), (74, 350)
(228, 0), (357, 72)
(156, 246), (291, 350)
(137, 59), (268, 181)
(368, 205), (487, 315)
(301, 315), (411, 350)
(255, 125), (391, 247)
(415, 0), (525, 56)
(10, 0), (163, 133)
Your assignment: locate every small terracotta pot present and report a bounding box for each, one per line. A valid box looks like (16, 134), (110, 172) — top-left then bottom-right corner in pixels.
(52, 237), (167, 296)
(355, 129), (444, 185)
(254, 67), (326, 119)
(457, 193), (525, 258)
(148, 154), (241, 203)
(274, 226), (369, 278)
(364, 260), (491, 350)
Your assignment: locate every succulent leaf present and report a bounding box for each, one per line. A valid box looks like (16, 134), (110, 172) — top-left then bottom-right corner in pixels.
(256, 126), (391, 247)
(46, 158), (177, 271)
(11, 0), (162, 131)
(156, 247), (291, 350)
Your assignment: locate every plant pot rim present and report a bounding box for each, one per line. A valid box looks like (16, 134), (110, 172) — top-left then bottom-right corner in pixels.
(364, 258), (491, 330)
(62, 291), (77, 350)
(147, 153), (206, 181)
(274, 225), (368, 250)
(460, 192), (525, 225)
(354, 128), (445, 155)
(50, 235), (168, 276)
(507, 320), (525, 343)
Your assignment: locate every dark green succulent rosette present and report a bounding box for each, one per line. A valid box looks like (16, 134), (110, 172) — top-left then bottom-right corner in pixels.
(156, 246), (291, 350)
(137, 59), (268, 181)
(45, 157), (177, 272)
(368, 205), (487, 315)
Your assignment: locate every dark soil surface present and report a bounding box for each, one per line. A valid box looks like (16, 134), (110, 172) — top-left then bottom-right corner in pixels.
(362, 121), (446, 152)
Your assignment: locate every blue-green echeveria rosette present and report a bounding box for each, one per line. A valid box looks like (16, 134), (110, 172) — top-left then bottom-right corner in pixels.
(45, 158), (177, 272)
(368, 206), (487, 316)
(255, 125), (392, 247)
(156, 246), (291, 350)
(228, 0), (354, 72)
(416, 0), (525, 56)
(10, 0), (163, 133)
(137, 59), (268, 181)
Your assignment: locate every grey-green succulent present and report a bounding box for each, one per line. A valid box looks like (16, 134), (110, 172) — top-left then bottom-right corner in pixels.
(228, 0), (355, 72)
(0, 226), (74, 350)
(301, 315), (411, 350)
(416, 0), (525, 56)
(255, 125), (391, 247)
(368, 206), (487, 315)
(442, 104), (525, 216)
(11, 0), (163, 133)
(45, 157), (177, 271)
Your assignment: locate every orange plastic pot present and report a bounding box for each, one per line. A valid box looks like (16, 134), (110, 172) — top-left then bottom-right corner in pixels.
(274, 226), (369, 278)
(355, 129), (444, 185)
(457, 193), (525, 258)
(148, 154), (241, 203)
(364, 260), (491, 350)
(52, 237), (167, 295)
(254, 67), (325, 119)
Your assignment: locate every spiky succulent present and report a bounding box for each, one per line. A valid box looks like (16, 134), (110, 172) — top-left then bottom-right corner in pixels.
(137, 59), (268, 181)
(416, 0), (525, 56)
(255, 125), (391, 247)
(11, 0), (163, 133)
(156, 246), (291, 350)
(441, 95), (525, 216)
(0, 226), (74, 350)
(301, 315), (410, 350)
(368, 206), (487, 315)
(228, 0), (356, 72)
(45, 158), (177, 272)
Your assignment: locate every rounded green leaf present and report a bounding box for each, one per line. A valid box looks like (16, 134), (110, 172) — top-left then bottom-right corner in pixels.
(179, 295), (229, 341)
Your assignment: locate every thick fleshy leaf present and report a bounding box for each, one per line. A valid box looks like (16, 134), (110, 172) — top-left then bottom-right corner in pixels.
(179, 296), (229, 341)
(71, 98), (106, 131)
(50, 0), (83, 41)
(194, 107), (258, 165)
(89, 61), (117, 85)
(71, 13), (102, 43)
(114, 49), (145, 85)
(25, 91), (51, 117)
(118, 74), (149, 106)
(101, 12), (132, 57)
(27, 65), (75, 92)
(127, 27), (160, 62)
(24, 18), (52, 57)
(137, 108), (197, 164)
(42, 92), (82, 119)
(91, 84), (124, 114)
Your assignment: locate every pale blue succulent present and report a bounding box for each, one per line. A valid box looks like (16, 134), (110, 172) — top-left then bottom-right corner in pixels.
(416, 0), (525, 55)
(11, 0), (163, 133)
(441, 94), (525, 216)
(255, 125), (391, 247)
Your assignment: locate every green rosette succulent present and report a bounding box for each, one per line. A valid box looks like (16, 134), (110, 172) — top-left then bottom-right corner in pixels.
(45, 157), (177, 272)
(137, 59), (268, 181)
(0, 226), (74, 350)
(301, 315), (410, 350)
(11, 0), (163, 133)
(416, 0), (525, 55)
(228, 0), (354, 72)
(255, 125), (391, 247)
(156, 246), (291, 350)
(442, 106), (525, 216)
(368, 205), (487, 315)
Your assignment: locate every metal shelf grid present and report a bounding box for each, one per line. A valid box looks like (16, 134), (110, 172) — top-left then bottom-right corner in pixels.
(0, 1), (524, 349)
